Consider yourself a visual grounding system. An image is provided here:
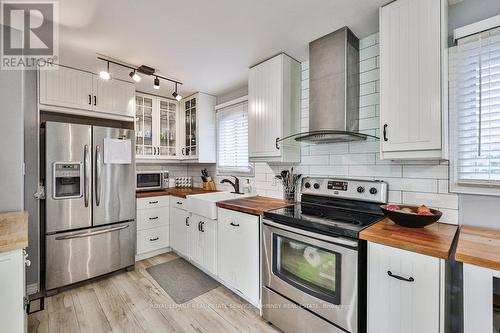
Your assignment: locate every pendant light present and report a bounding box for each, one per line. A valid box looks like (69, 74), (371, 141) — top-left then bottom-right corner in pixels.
(99, 61), (111, 80)
(153, 76), (160, 90)
(172, 82), (182, 101)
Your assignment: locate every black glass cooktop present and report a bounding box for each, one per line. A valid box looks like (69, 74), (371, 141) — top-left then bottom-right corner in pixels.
(264, 196), (385, 239)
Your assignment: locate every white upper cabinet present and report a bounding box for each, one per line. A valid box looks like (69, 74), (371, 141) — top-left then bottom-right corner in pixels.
(248, 53), (301, 163)
(38, 64), (135, 119)
(135, 93), (179, 160)
(179, 92), (217, 163)
(379, 0), (447, 160)
(93, 76), (135, 117)
(39, 65), (94, 111)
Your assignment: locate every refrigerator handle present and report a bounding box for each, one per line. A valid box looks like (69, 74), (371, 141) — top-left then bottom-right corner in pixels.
(95, 145), (102, 206)
(54, 224), (129, 240)
(84, 145), (90, 207)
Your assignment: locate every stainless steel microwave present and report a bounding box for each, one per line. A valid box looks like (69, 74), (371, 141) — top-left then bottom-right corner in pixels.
(136, 171), (169, 191)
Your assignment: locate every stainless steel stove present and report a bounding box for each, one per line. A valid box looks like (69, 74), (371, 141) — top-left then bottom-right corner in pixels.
(262, 177), (388, 333)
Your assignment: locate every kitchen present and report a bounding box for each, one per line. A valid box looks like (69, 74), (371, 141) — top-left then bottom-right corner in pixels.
(1, 0), (500, 332)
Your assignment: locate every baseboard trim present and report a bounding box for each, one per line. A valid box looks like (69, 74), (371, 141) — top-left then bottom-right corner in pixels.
(135, 247), (171, 261)
(27, 283), (39, 296)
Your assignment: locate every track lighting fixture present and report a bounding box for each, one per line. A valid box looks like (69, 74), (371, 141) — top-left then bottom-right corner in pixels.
(99, 61), (111, 80)
(172, 82), (182, 101)
(96, 56), (182, 94)
(129, 70), (141, 82)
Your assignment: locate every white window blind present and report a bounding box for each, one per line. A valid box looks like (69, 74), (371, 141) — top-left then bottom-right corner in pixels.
(216, 101), (252, 175)
(453, 26), (500, 187)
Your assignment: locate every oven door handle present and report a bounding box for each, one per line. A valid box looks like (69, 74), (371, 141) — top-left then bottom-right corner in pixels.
(263, 219), (358, 248)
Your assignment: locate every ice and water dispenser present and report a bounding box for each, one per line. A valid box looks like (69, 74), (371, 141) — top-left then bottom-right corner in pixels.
(52, 162), (83, 199)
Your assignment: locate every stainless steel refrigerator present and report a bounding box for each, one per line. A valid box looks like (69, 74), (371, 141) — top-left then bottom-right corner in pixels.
(44, 121), (136, 292)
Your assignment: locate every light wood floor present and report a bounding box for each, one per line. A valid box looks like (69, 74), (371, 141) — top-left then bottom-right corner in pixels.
(28, 252), (278, 333)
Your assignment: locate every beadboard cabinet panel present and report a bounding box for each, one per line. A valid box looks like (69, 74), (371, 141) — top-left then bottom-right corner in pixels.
(248, 54), (301, 163)
(380, 0), (446, 159)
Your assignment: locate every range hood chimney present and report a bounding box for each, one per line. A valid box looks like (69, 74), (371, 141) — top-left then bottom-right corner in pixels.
(291, 27), (376, 143)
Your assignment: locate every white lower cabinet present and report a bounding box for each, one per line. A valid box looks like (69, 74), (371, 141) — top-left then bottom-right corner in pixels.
(136, 196), (170, 260)
(217, 208), (260, 306)
(170, 205), (190, 258)
(0, 249), (26, 333)
(189, 213), (217, 276)
(367, 242), (442, 333)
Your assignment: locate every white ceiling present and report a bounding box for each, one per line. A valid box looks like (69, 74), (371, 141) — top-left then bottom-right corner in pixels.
(56, 0), (387, 97)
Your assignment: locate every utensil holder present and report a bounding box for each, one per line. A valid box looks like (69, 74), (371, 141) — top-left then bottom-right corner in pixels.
(283, 188), (296, 202)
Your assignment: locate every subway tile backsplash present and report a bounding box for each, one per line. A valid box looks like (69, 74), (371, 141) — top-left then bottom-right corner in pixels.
(143, 32), (459, 224)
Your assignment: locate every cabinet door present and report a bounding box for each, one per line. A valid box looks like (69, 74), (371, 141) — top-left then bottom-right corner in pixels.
(135, 94), (156, 157)
(248, 55), (282, 158)
(380, 0), (442, 154)
(182, 97), (198, 158)
(367, 242), (440, 333)
(39, 65), (93, 110)
(188, 214), (203, 264)
(218, 210), (237, 287)
(158, 98), (178, 158)
(93, 77), (135, 117)
(0, 250), (25, 333)
(201, 218), (217, 276)
(170, 207), (188, 257)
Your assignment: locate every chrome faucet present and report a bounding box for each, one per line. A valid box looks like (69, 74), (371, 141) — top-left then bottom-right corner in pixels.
(220, 176), (243, 194)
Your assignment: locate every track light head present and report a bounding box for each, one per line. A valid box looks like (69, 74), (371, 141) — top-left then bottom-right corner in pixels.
(154, 76), (160, 90)
(129, 70), (141, 82)
(99, 61), (111, 80)
(172, 83), (182, 101)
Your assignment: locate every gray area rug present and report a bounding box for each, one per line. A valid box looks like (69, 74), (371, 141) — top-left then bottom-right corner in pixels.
(146, 258), (220, 304)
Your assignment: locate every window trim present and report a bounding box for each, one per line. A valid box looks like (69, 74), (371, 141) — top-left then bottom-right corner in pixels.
(450, 21), (500, 196)
(215, 97), (254, 177)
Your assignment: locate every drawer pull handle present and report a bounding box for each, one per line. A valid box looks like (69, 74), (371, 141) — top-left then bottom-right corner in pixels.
(230, 222), (240, 227)
(149, 200), (158, 204)
(149, 237), (159, 242)
(177, 201), (182, 205)
(185, 216), (189, 226)
(149, 216), (159, 220)
(387, 270), (414, 282)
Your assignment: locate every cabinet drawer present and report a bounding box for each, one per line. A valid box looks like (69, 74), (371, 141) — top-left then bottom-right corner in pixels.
(137, 196), (169, 209)
(137, 207), (169, 230)
(171, 197), (187, 210)
(137, 226), (169, 254)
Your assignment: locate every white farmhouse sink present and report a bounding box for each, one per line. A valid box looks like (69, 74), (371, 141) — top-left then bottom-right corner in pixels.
(187, 192), (251, 220)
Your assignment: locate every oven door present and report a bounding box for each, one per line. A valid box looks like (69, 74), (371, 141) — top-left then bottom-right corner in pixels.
(136, 172), (162, 191)
(263, 219), (359, 332)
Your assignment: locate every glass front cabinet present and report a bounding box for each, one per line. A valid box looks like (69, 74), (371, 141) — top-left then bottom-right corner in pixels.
(182, 95), (197, 158)
(135, 92), (178, 160)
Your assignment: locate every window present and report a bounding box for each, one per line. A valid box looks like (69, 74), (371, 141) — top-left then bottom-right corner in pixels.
(451, 26), (500, 194)
(216, 101), (253, 175)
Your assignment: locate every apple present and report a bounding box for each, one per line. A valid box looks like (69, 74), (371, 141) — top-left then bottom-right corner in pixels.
(417, 210), (433, 216)
(385, 204), (400, 211)
(417, 205), (431, 214)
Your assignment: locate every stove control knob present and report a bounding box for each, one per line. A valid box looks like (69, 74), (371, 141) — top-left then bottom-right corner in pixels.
(304, 182), (311, 189)
(313, 183), (320, 189)
(369, 187), (378, 195)
(357, 186), (365, 193)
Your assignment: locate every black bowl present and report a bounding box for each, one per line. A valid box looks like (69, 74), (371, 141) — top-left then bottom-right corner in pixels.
(380, 205), (442, 228)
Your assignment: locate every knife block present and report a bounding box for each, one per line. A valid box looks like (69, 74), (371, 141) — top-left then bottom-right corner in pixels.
(203, 181), (216, 191)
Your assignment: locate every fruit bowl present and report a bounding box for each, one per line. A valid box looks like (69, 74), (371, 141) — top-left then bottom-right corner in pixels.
(380, 205), (442, 228)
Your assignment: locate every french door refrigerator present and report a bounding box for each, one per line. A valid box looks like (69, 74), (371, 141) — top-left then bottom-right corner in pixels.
(44, 121), (136, 292)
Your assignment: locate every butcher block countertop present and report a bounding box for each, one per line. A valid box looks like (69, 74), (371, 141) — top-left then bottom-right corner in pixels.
(0, 211), (28, 253)
(216, 196), (294, 216)
(136, 187), (217, 199)
(360, 218), (458, 259)
(455, 225), (500, 271)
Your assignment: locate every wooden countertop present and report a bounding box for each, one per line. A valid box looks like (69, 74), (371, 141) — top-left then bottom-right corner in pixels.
(136, 187), (218, 198)
(360, 218), (458, 259)
(455, 225), (500, 271)
(216, 196), (294, 216)
(0, 211), (28, 253)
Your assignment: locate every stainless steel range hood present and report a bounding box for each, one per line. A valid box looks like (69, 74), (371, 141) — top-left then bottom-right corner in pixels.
(281, 27), (378, 144)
